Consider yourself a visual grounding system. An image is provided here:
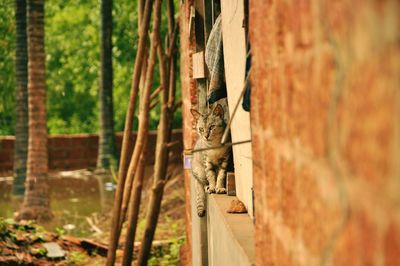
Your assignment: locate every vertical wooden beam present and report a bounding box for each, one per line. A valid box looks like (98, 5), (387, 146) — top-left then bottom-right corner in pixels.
(202, 0), (213, 46)
(194, 0), (207, 112)
(191, 1), (213, 265)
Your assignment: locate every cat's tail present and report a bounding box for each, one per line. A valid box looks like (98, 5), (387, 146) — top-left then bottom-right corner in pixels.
(195, 179), (206, 217)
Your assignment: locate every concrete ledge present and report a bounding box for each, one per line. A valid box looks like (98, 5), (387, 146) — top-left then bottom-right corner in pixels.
(207, 194), (255, 266)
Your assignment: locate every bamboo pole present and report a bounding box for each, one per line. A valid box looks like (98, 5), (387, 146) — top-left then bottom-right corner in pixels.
(120, 0), (163, 264)
(106, 1), (154, 265)
(150, 86), (162, 100)
(136, 1), (178, 264)
(119, 0), (149, 232)
(119, 34), (149, 233)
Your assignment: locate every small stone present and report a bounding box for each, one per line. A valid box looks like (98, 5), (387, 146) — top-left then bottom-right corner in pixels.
(42, 242), (66, 258)
(227, 199), (247, 214)
(63, 224), (76, 231)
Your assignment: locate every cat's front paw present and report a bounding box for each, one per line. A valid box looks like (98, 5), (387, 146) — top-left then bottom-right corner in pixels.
(205, 185), (215, 194)
(215, 187), (226, 194)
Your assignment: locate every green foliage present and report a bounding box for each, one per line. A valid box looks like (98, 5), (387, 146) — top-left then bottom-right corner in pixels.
(63, 251), (89, 266)
(0, 218), (8, 237)
(54, 226), (66, 236)
(148, 237), (185, 266)
(46, 0), (100, 134)
(31, 247), (47, 256)
(147, 220), (185, 266)
(0, 1), (16, 135)
(0, 0), (181, 136)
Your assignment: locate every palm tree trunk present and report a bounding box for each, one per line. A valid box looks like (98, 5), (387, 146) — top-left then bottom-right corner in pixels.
(97, 0), (117, 169)
(13, 0), (28, 197)
(17, 0), (52, 222)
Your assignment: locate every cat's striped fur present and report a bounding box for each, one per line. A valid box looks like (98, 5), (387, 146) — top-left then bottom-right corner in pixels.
(190, 104), (230, 217)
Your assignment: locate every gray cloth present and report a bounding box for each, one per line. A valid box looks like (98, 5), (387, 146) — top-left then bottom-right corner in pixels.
(205, 15), (226, 105)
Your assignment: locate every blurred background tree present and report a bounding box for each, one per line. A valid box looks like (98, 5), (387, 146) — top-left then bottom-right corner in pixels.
(97, 0), (117, 169)
(17, 0), (52, 222)
(0, 0), (181, 136)
(13, 0), (29, 196)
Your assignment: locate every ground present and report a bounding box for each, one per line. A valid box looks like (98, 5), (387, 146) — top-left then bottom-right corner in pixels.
(0, 164), (186, 265)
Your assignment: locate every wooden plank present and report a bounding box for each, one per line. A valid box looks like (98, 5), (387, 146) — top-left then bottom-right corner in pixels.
(226, 172), (236, 196)
(194, 0), (205, 51)
(192, 51), (206, 79)
(203, 0), (213, 43)
(194, 0), (208, 112)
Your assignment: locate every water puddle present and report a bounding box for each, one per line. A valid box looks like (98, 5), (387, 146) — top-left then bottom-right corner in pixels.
(0, 169), (115, 238)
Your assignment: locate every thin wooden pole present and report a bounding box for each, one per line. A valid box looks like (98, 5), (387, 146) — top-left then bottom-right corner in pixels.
(119, 38), (149, 234)
(136, 1), (178, 264)
(119, 0), (149, 232)
(106, 1), (154, 265)
(121, 0), (163, 265)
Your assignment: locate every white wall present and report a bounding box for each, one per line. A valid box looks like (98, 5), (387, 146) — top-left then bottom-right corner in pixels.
(220, 0), (254, 218)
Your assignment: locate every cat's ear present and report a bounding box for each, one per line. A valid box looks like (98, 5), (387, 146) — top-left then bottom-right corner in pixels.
(212, 104), (224, 118)
(190, 109), (201, 120)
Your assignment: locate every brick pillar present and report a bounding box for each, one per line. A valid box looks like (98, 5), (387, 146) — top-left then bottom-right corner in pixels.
(180, 0), (197, 264)
(250, 0), (400, 265)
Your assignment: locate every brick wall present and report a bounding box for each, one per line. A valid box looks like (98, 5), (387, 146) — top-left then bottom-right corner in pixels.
(180, 0), (196, 263)
(0, 130), (183, 173)
(250, 0), (400, 265)
(0, 137), (14, 172)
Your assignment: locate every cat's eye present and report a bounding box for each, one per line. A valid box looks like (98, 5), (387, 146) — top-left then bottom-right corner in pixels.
(209, 125), (215, 130)
(199, 127), (204, 132)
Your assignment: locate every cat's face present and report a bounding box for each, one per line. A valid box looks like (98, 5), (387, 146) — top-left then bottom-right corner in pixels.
(191, 104), (225, 143)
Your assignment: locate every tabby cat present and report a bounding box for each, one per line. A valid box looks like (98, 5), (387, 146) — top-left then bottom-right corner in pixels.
(190, 104), (231, 217)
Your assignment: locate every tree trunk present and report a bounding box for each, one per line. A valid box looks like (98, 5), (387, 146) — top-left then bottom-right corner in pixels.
(13, 0), (29, 197)
(121, 1), (162, 264)
(136, 2), (177, 263)
(17, 0), (52, 222)
(119, 0), (149, 228)
(106, 0), (154, 265)
(97, 0), (117, 169)
(136, 73), (174, 266)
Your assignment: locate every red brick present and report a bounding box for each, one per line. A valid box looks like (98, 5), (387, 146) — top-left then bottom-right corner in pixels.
(0, 152), (13, 163)
(0, 139), (14, 150)
(0, 131), (182, 172)
(384, 222), (400, 266)
(332, 209), (379, 266)
(49, 160), (67, 170)
(48, 136), (71, 147)
(65, 159), (87, 170)
(66, 148), (87, 160)
(48, 150), (68, 160)
(85, 135), (99, 147)
(249, 0), (400, 265)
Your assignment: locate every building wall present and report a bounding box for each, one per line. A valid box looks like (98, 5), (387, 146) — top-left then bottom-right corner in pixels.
(180, 0), (196, 263)
(220, 0), (254, 218)
(0, 130), (183, 174)
(250, 0), (400, 265)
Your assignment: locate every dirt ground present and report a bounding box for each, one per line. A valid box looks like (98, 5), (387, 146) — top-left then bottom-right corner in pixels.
(0, 163), (187, 265)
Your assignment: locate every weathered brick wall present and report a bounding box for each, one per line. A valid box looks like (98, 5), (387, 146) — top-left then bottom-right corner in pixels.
(180, 0), (196, 263)
(0, 137), (14, 172)
(0, 130), (183, 173)
(250, 0), (399, 265)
